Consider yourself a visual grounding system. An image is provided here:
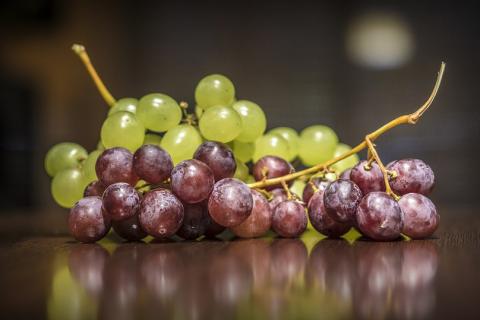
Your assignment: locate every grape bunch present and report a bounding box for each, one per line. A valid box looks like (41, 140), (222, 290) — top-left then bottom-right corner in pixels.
(45, 46), (445, 243)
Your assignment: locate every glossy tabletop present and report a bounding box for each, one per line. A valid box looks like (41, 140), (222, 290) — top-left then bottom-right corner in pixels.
(0, 206), (479, 320)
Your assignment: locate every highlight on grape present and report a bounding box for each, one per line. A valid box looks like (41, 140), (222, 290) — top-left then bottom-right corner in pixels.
(45, 44), (445, 243)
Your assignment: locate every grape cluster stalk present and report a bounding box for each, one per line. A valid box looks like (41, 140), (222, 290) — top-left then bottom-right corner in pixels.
(46, 44), (445, 243)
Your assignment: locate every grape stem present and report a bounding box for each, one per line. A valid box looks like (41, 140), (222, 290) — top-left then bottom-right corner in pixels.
(71, 44), (116, 107)
(248, 62), (446, 189)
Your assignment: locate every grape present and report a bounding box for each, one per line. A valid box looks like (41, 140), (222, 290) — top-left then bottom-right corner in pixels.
(193, 141), (236, 181)
(84, 180), (106, 197)
(269, 188), (289, 211)
(199, 105), (242, 143)
(143, 133), (162, 146)
(139, 189), (184, 239)
(252, 134), (290, 162)
(112, 214), (147, 241)
(331, 143), (360, 174)
(233, 159), (249, 182)
(208, 178), (253, 227)
(176, 203), (209, 240)
(339, 168), (352, 180)
(195, 74), (235, 109)
(204, 213), (226, 238)
(68, 196), (111, 243)
(398, 193), (439, 239)
(324, 179), (363, 223)
(302, 177), (330, 204)
(307, 192), (351, 237)
(195, 105), (204, 118)
(269, 127), (300, 162)
(232, 140), (255, 162)
(272, 200), (307, 238)
(51, 168), (86, 208)
(45, 142), (87, 177)
(101, 111), (145, 152)
(97, 140), (105, 151)
(231, 190), (272, 238)
(102, 182), (141, 221)
(137, 93), (182, 132)
(387, 159), (435, 196)
(108, 97), (138, 116)
(96, 147), (138, 187)
(290, 180), (306, 199)
(82, 150), (102, 184)
(160, 124), (203, 165)
(171, 159), (215, 204)
(133, 144), (173, 184)
(232, 100), (266, 142)
(252, 156), (295, 190)
(356, 192), (403, 241)
(298, 125), (338, 166)
(350, 160), (385, 195)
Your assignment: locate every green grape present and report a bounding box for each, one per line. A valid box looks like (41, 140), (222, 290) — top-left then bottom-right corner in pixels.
(195, 74), (235, 109)
(331, 143), (360, 174)
(245, 175), (255, 184)
(233, 140), (255, 163)
(298, 125), (338, 166)
(195, 105), (204, 119)
(233, 159), (249, 181)
(96, 140), (105, 151)
(82, 150), (102, 184)
(290, 179), (306, 197)
(100, 111), (145, 152)
(137, 93), (182, 132)
(232, 100), (267, 142)
(252, 134), (290, 162)
(143, 133), (162, 146)
(160, 124), (203, 165)
(269, 127), (300, 162)
(51, 168), (86, 208)
(44, 142), (87, 177)
(199, 105), (242, 143)
(108, 97), (138, 116)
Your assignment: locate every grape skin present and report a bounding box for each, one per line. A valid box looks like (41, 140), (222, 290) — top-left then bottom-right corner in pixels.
(82, 150), (102, 184)
(139, 189), (184, 239)
(112, 214), (147, 241)
(96, 147), (139, 187)
(195, 74), (235, 109)
(171, 159), (215, 204)
(84, 180), (106, 197)
(302, 178), (331, 205)
(108, 97), (138, 116)
(331, 143), (359, 174)
(339, 168), (352, 180)
(101, 111), (145, 152)
(252, 134), (290, 162)
(45, 142), (87, 177)
(133, 144), (173, 184)
(68, 196), (111, 243)
(176, 202), (210, 240)
(199, 105), (242, 143)
(398, 193), (439, 239)
(232, 100), (267, 142)
(231, 190), (272, 238)
(298, 125), (338, 166)
(307, 192), (351, 238)
(137, 93), (182, 132)
(350, 160), (385, 195)
(269, 188), (289, 212)
(272, 200), (308, 238)
(269, 127), (300, 162)
(323, 179), (363, 223)
(102, 183), (141, 221)
(356, 192), (403, 241)
(204, 214), (226, 238)
(252, 156), (295, 190)
(193, 141), (236, 181)
(51, 168), (86, 208)
(387, 159), (435, 196)
(160, 124), (203, 165)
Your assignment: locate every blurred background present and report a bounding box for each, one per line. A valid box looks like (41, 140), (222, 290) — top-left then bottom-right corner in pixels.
(0, 0), (478, 216)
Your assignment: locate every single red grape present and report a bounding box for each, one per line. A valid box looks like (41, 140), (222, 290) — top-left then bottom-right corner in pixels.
(102, 182), (141, 221)
(308, 192), (351, 238)
(84, 180), (106, 197)
(272, 200), (307, 238)
(398, 193), (439, 239)
(194, 141), (236, 181)
(68, 196), (111, 243)
(387, 159), (435, 196)
(268, 188), (289, 212)
(176, 202), (210, 240)
(302, 177), (330, 204)
(171, 159), (215, 204)
(252, 156), (295, 190)
(96, 147), (138, 187)
(112, 213), (147, 241)
(133, 144), (173, 184)
(231, 189), (272, 238)
(324, 179), (363, 223)
(350, 160), (385, 195)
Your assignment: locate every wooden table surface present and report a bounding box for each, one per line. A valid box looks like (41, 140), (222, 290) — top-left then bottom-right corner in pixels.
(0, 206), (479, 320)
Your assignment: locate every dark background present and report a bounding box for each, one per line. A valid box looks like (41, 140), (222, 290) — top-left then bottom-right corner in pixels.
(0, 0), (478, 215)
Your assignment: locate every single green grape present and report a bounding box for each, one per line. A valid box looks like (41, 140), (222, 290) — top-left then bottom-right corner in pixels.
(195, 105), (204, 119)
(108, 97), (138, 116)
(51, 168), (86, 208)
(195, 74), (235, 109)
(82, 150), (102, 184)
(100, 111), (145, 152)
(199, 105), (242, 143)
(269, 127), (300, 162)
(290, 179), (306, 198)
(143, 133), (162, 146)
(137, 93), (182, 132)
(252, 134), (290, 162)
(233, 159), (249, 181)
(331, 143), (360, 174)
(160, 124), (203, 165)
(44, 142), (87, 177)
(298, 125), (338, 166)
(232, 100), (267, 142)
(233, 140), (255, 163)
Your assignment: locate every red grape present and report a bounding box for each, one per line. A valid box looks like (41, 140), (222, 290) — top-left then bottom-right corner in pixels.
(307, 192), (351, 238)
(356, 192), (403, 241)
(231, 190), (272, 238)
(350, 160), (385, 195)
(139, 189), (184, 239)
(68, 196), (111, 243)
(176, 202), (210, 240)
(96, 147), (138, 187)
(194, 141), (236, 181)
(208, 178), (253, 227)
(204, 214), (226, 238)
(324, 179), (363, 223)
(302, 177), (330, 204)
(133, 144), (173, 184)
(398, 193), (439, 239)
(339, 168), (352, 180)
(268, 188), (289, 212)
(84, 180), (106, 197)
(387, 159), (435, 196)
(252, 156), (295, 190)
(171, 159), (215, 204)
(102, 182), (141, 221)
(112, 213), (147, 241)
(272, 200), (307, 238)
